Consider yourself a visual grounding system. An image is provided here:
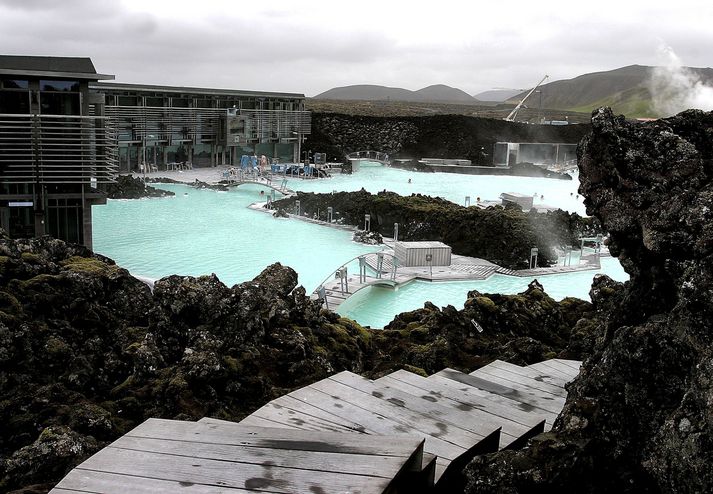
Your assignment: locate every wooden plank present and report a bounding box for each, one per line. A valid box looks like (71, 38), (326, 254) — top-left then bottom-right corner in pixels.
(127, 419), (422, 458)
(432, 369), (565, 415)
(248, 401), (358, 433)
(423, 373), (557, 425)
(271, 395), (369, 433)
(53, 470), (258, 493)
(448, 368), (567, 412)
(238, 414), (289, 429)
(308, 375), (489, 450)
(541, 359), (582, 378)
(553, 359), (583, 372)
(287, 384), (468, 461)
(72, 447), (393, 494)
(329, 371), (527, 447)
(110, 435), (408, 479)
(380, 371), (549, 428)
(471, 365), (568, 398)
(527, 361), (576, 381)
(478, 360), (568, 389)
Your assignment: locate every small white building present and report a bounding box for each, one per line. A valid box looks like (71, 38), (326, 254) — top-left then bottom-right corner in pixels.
(394, 241), (452, 267)
(500, 192), (534, 210)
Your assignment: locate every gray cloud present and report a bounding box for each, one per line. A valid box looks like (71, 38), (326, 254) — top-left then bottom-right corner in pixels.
(1, 1), (711, 97)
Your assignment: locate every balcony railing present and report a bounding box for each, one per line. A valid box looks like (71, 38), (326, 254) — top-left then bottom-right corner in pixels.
(0, 113), (118, 184)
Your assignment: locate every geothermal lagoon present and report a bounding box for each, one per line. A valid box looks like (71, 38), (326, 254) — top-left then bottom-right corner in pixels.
(93, 164), (627, 327)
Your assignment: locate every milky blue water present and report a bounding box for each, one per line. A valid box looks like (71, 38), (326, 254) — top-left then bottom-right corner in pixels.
(93, 184), (381, 291)
(338, 256), (628, 328)
(287, 162), (587, 216)
(92, 163), (626, 327)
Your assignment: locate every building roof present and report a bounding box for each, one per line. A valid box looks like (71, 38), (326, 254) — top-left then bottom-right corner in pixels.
(0, 55), (114, 80)
(92, 81), (305, 100)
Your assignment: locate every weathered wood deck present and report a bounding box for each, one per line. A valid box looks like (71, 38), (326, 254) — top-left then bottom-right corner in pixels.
(51, 359), (581, 492)
(50, 418), (426, 494)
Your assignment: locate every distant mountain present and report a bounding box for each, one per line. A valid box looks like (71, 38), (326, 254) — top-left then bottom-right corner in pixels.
(509, 65), (713, 118)
(473, 89), (522, 102)
(314, 84), (480, 104)
(414, 84), (477, 103)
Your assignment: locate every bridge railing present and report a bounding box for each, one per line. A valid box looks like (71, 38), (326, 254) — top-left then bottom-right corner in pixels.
(314, 251), (401, 308)
(346, 150), (391, 165)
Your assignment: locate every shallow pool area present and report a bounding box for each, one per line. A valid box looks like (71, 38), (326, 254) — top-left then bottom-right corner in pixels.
(287, 162), (587, 215)
(92, 164), (614, 327)
(93, 183), (380, 291)
(337, 256), (628, 328)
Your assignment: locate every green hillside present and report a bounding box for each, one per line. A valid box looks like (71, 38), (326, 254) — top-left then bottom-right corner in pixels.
(512, 65), (713, 118)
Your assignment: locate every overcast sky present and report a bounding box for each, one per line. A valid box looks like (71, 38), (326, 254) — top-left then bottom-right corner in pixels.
(1, 0), (711, 97)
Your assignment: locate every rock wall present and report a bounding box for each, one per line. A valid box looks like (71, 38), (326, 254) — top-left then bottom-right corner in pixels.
(307, 112), (591, 164)
(463, 108), (713, 493)
(273, 190), (601, 269)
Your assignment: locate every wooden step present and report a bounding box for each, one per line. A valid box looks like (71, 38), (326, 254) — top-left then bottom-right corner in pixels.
(470, 362), (568, 398)
(431, 368), (565, 415)
(376, 370), (553, 436)
(552, 358), (583, 372)
(328, 371), (527, 449)
(475, 359), (569, 389)
(51, 418), (425, 494)
(540, 359), (582, 379)
(527, 359), (580, 382)
(365, 371), (544, 449)
(238, 394), (367, 433)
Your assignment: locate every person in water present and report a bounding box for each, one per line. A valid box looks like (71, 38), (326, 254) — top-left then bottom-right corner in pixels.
(408, 178), (412, 184)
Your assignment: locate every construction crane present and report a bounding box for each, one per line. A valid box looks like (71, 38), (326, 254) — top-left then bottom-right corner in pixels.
(504, 74), (549, 122)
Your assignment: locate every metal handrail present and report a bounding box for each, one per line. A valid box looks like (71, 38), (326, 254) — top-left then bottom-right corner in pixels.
(345, 150), (391, 165)
(314, 250), (400, 299)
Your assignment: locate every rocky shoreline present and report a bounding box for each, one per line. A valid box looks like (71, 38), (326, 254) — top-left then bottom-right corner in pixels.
(0, 229), (603, 492)
(1, 107), (712, 493)
(272, 189), (601, 269)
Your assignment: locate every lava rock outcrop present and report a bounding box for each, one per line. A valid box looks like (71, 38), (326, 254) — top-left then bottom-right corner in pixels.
(274, 189), (601, 269)
(463, 108), (713, 493)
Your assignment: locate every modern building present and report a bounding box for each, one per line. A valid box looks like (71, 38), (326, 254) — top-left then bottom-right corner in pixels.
(0, 55), (117, 248)
(94, 82), (310, 172)
(0, 55), (311, 247)
(493, 142), (577, 169)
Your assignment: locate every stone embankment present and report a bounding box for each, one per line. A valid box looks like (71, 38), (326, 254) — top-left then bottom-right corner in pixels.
(273, 189), (601, 269)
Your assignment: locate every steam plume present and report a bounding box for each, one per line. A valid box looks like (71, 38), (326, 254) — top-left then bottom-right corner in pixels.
(649, 45), (713, 116)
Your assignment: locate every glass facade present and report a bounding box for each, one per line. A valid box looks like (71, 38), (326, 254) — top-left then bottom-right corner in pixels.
(97, 83), (310, 172)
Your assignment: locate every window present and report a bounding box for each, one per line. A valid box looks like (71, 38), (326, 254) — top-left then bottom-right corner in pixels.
(40, 80), (80, 92)
(2, 79), (29, 89)
(0, 90), (30, 113)
(40, 92), (80, 115)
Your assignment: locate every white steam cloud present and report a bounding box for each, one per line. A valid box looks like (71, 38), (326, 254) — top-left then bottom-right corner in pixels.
(649, 45), (713, 116)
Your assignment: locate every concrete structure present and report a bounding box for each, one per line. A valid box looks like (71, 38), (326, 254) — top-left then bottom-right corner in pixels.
(0, 55), (117, 247)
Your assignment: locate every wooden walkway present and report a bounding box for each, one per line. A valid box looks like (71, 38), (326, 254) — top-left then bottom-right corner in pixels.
(50, 419), (428, 494)
(225, 176), (296, 197)
(51, 359), (580, 492)
(234, 358), (581, 487)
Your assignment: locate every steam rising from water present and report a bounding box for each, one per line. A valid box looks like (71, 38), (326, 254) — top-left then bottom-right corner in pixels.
(649, 45), (713, 116)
